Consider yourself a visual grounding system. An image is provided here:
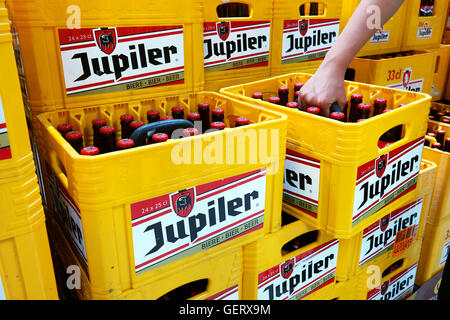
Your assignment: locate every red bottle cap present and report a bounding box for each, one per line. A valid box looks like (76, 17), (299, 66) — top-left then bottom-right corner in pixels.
(356, 119), (366, 123)
(397, 104), (407, 108)
(252, 92), (263, 99)
(330, 112), (346, 120)
(212, 108), (224, 115)
(198, 102), (210, 110)
(152, 133), (169, 142)
(92, 118), (107, 126)
(295, 91), (300, 97)
(427, 132), (436, 137)
(436, 128), (446, 135)
(211, 121), (226, 130)
(130, 120), (145, 128)
(80, 146), (99, 156)
(147, 110), (160, 116)
(431, 142), (442, 148)
(57, 123), (72, 132)
(351, 93), (363, 100)
(183, 128), (199, 136)
(357, 103), (371, 110)
(187, 112), (201, 120)
(161, 115), (173, 121)
(306, 106), (320, 114)
(442, 118), (450, 124)
(66, 130), (82, 140)
(120, 114), (133, 122)
(172, 106), (184, 113)
(236, 117), (250, 125)
(117, 138), (135, 149)
(429, 115), (435, 120)
(268, 97), (280, 103)
(294, 82), (304, 89)
(374, 98), (387, 104)
(278, 86), (289, 92)
(99, 126), (116, 134)
(286, 102), (299, 109)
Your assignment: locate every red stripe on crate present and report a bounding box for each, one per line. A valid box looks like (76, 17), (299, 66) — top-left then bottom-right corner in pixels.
(225, 61), (268, 71)
(286, 149), (320, 163)
(0, 147), (12, 160)
(0, 123), (7, 129)
(118, 66), (184, 82)
(387, 137), (423, 161)
(117, 30), (183, 43)
(135, 243), (190, 271)
(66, 79), (116, 92)
(60, 42), (96, 51)
(285, 155), (320, 168)
(282, 46), (332, 60)
(195, 169), (263, 196)
(131, 209), (172, 227)
(388, 139), (424, 165)
(205, 285), (239, 300)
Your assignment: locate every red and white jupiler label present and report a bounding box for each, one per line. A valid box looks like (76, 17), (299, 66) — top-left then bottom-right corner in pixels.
(367, 264), (417, 300)
(0, 96), (12, 160)
(352, 137), (424, 226)
(359, 199), (423, 267)
(131, 169), (267, 274)
(58, 26), (185, 96)
(283, 149), (320, 218)
(205, 285), (239, 300)
(386, 67), (424, 92)
(203, 21), (270, 72)
(281, 19), (339, 64)
(257, 239), (339, 300)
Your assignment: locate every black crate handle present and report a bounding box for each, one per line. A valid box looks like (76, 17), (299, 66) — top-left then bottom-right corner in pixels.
(130, 119), (194, 146)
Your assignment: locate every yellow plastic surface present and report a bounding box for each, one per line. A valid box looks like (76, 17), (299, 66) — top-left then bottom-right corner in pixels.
(47, 217), (242, 300)
(415, 216), (450, 286)
(5, 0), (202, 112)
(430, 45), (450, 101)
(36, 92), (287, 298)
(270, 0), (342, 77)
(401, 0), (450, 51)
(340, 0), (408, 57)
(348, 50), (438, 94)
(336, 160), (436, 282)
(242, 213), (338, 300)
(196, 1), (273, 92)
(221, 73), (430, 239)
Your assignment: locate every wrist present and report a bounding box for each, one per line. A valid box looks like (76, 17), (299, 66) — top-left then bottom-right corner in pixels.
(321, 51), (348, 75)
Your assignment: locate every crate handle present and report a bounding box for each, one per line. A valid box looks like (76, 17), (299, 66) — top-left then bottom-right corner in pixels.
(381, 258), (404, 279)
(130, 119), (194, 146)
(299, 2), (326, 17)
(48, 148), (69, 190)
(216, 2), (250, 18)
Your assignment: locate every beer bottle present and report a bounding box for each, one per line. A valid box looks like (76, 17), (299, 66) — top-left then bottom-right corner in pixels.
(306, 106), (321, 115)
(373, 98), (387, 116)
(129, 120), (145, 137)
(161, 115), (173, 121)
(431, 142), (442, 150)
(172, 106), (185, 119)
(268, 96), (281, 105)
(444, 138), (450, 152)
(286, 102), (299, 109)
(435, 128), (445, 146)
(235, 117), (250, 127)
(210, 121), (226, 130)
(349, 93), (363, 122)
(66, 131), (84, 154)
(445, 110), (450, 117)
(80, 146), (99, 156)
(252, 92), (264, 100)
(120, 114), (134, 139)
(437, 112), (445, 120)
(147, 110), (160, 123)
(212, 108), (224, 123)
(380, 109), (402, 143)
(309, 2), (319, 15)
(57, 123), (73, 139)
(357, 103), (371, 120)
(294, 82), (304, 94)
(151, 133), (169, 144)
(330, 112), (346, 122)
(117, 138), (135, 150)
(183, 127), (199, 137)
(99, 126), (116, 154)
(187, 112), (201, 125)
(198, 102), (210, 132)
(92, 118), (107, 149)
(278, 86), (289, 107)
(429, 106), (439, 117)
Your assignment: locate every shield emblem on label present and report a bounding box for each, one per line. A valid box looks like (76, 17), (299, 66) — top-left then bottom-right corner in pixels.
(376, 154), (388, 178)
(380, 214), (390, 232)
(402, 68), (412, 88)
(381, 281), (389, 295)
(217, 22), (230, 41)
(171, 188), (195, 218)
(281, 259), (294, 279)
(94, 28), (117, 55)
(299, 20), (309, 36)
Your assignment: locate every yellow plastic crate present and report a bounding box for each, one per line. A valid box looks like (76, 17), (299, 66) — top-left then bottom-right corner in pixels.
(196, 0), (273, 92)
(306, 276), (359, 300)
(36, 92), (287, 298)
(415, 216), (450, 286)
(340, 0), (408, 57)
(401, 0), (450, 51)
(221, 73), (430, 239)
(47, 217), (242, 300)
(336, 160), (436, 282)
(242, 212), (339, 300)
(423, 107), (450, 225)
(430, 45), (450, 101)
(347, 50), (438, 94)
(270, 0), (342, 77)
(5, 0), (202, 113)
